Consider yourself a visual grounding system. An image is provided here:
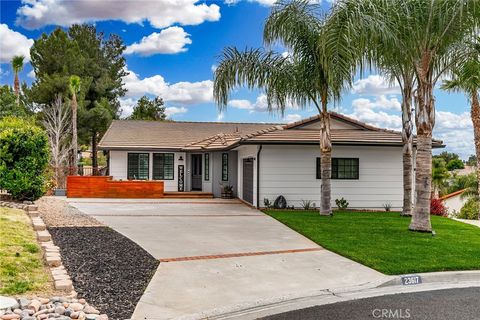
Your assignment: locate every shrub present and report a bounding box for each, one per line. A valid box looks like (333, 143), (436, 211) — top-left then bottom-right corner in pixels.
(383, 203), (392, 212)
(263, 198), (272, 209)
(430, 198), (447, 216)
(335, 197), (349, 209)
(0, 117), (49, 200)
(446, 159), (465, 171)
(301, 200), (315, 210)
(457, 198), (480, 220)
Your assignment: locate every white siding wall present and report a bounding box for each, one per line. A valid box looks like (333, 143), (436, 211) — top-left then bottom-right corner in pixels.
(236, 145), (259, 205)
(109, 150), (186, 192)
(443, 194), (467, 215)
(258, 145), (403, 210)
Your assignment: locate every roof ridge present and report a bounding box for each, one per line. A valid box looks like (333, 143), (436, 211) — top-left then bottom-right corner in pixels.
(112, 119), (281, 125)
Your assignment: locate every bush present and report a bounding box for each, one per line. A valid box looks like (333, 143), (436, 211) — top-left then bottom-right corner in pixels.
(0, 117), (49, 200)
(430, 198), (447, 216)
(446, 159), (465, 171)
(457, 198), (480, 220)
(335, 197), (349, 209)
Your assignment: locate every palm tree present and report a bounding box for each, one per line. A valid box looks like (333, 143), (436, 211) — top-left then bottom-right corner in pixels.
(69, 75), (81, 174)
(213, 0), (356, 215)
(442, 38), (480, 217)
(11, 55), (25, 105)
(329, 0), (477, 232)
(432, 158), (450, 197)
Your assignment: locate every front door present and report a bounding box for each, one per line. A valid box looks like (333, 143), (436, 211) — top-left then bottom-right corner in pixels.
(191, 154), (202, 191)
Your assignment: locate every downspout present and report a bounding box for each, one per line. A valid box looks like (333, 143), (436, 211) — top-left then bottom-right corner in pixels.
(256, 145), (263, 208)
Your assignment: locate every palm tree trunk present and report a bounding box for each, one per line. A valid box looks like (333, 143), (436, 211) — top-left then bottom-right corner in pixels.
(14, 72), (20, 105)
(71, 93), (78, 175)
(320, 110), (332, 215)
(470, 92), (480, 220)
(410, 60), (434, 232)
(401, 85), (414, 216)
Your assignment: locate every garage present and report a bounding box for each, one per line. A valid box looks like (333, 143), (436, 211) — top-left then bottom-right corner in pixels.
(242, 158), (254, 205)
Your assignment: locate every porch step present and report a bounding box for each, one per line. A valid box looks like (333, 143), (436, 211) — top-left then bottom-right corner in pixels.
(163, 192), (214, 199)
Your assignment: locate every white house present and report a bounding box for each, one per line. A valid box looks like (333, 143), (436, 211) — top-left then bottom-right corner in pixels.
(440, 189), (467, 215)
(98, 112), (444, 210)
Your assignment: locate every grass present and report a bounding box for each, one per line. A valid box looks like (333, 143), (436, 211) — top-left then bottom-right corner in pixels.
(265, 210), (480, 275)
(0, 207), (50, 295)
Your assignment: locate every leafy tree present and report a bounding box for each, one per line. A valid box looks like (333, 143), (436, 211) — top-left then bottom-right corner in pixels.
(0, 85), (31, 119)
(433, 151), (460, 164)
(214, 0), (356, 215)
(447, 173), (476, 194)
(128, 96), (167, 121)
(0, 117), (49, 200)
(432, 158), (450, 197)
(446, 159), (465, 171)
(11, 55), (25, 105)
(467, 155), (477, 167)
(29, 24), (127, 173)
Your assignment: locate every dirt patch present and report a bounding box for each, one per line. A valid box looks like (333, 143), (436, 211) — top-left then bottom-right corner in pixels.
(48, 227), (159, 320)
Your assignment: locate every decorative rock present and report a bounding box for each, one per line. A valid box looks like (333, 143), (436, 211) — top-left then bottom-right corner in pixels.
(38, 314), (48, 320)
(27, 300), (41, 313)
(70, 312), (79, 319)
(85, 315), (97, 320)
(0, 296), (19, 311)
(12, 310), (21, 315)
(82, 306), (99, 315)
(18, 299), (29, 309)
(69, 303), (83, 312)
(0, 314), (20, 319)
(38, 299), (49, 305)
(36, 230), (51, 242)
(273, 195), (287, 209)
(53, 306), (64, 316)
(98, 314), (108, 320)
(21, 317), (35, 320)
(78, 312), (85, 320)
(78, 299), (86, 305)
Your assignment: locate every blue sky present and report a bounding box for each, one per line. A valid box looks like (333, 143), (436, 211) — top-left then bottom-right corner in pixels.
(0, 0), (474, 158)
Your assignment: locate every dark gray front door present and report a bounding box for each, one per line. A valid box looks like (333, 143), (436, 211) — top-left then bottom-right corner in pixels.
(191, 154), (202, 191)
(243, 158), (254, 204)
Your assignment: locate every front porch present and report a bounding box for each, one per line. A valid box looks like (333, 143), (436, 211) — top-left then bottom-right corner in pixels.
(163, 191), (214, 199)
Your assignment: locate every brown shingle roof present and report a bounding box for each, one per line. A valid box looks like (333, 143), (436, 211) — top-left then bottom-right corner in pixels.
(98, 120), (277, 150)
(99, 113), (445, 150)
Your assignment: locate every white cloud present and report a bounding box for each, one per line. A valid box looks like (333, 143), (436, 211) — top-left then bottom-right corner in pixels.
(0, 24), (34, 63)
(217, 112), (225, 121)
(28, 69), (36, 79)
(123, 67), (213, 105)
(346, 95), (474, 158)
(352, 95), (401, 112)
(119, 97), (137, 117)
(165, 106), (187, 117)
(352, 75), (400, 95)
(228, 94), (296, 113)
(16, 0), (221, 29)
(284, 114), (302, 123)
(125, 27), (192, 56)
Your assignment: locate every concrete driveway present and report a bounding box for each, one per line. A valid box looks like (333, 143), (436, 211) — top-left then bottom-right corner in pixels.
(67, 198), (386, 319)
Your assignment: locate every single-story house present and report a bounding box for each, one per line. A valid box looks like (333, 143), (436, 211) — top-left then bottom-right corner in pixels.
(98, 112), (444, 209)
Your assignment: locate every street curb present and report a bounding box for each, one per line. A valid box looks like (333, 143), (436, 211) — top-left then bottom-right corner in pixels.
(378, 270), (480, 287)
(192, 271), (480, 320)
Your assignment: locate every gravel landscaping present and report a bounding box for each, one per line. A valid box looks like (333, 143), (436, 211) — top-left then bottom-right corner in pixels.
(48, 227), (159, 320)
(36, 198), (102, 227)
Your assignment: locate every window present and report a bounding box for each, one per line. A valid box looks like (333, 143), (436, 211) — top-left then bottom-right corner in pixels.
(222, 153), (229, 181)
(152, 153), (174, 180)
(127, 153), (149, 180)
(204, 153), (210, 181)
(316, 157), (359, 180)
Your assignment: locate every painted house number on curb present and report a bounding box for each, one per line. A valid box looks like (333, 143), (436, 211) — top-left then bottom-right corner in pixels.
(401, 275), (422, 285)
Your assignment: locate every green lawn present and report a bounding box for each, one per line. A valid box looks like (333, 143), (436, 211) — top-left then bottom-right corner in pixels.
(265, 210), (480, 275)
(0, 207), (51, 295)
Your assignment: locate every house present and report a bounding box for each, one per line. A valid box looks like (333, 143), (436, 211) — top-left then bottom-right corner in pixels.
(98, 112), (444, 209)
(440, 189), (467, 215)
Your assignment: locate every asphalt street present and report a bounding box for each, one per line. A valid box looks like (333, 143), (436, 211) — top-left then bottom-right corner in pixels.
(261, 287), (480, 320)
